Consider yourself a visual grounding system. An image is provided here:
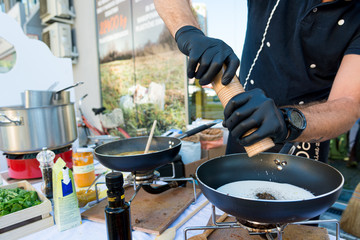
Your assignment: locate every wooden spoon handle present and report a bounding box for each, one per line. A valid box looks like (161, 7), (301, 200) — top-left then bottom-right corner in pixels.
(144, 120), (157, 153)
(174, 200), (209, 230)
(203, 213), (228, 237)
(211, 67), (275, 157)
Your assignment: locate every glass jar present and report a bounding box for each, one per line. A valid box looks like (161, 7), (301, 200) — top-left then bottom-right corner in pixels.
(72, 148), (95, 188)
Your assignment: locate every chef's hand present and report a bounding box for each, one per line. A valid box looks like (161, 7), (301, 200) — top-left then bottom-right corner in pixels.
(223, 88), (288, 146)
(175, 25), (240, 86)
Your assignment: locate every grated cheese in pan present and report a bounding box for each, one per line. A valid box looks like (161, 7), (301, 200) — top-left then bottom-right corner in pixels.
(217, 180), (315, 201)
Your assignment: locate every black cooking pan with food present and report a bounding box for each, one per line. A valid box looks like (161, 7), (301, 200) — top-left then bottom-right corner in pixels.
(94, 120), (221, 172)
(196, 153), (344, 224)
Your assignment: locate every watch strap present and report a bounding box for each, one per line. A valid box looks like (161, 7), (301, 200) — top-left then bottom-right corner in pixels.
(280, 107), (306, 141)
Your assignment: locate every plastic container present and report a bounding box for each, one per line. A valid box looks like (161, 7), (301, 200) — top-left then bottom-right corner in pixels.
(76, 189), (97, 207)
(72, 148), (95, 188)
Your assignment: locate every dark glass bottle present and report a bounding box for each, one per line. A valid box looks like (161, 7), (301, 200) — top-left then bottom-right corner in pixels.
(105, 172), (132, 240)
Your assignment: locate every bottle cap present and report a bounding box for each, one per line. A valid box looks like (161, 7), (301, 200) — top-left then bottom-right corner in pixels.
(62, 167), (71, 185)
(105, 172), (124, 190)
(36, 147), (55, 167)
(73, 147), (94, 153)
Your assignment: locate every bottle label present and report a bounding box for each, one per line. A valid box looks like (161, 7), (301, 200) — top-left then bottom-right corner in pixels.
(108, 195), (124, 202)
(73, 164), (94, 174)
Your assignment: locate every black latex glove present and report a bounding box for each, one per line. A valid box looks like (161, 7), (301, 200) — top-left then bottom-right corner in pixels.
(175, 25), (240, 86)
(223, 88), (288, 146)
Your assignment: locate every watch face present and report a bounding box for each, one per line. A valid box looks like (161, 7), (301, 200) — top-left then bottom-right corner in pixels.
(290, 110), (306, 130)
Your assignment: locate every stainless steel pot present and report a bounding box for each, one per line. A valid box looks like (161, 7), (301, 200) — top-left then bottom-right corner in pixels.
(22, 90), (70, 107)
(0, 103), (77, 153)
(21, 82), (84, 108)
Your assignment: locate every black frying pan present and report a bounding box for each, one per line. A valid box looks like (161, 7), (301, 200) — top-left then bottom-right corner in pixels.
(196, 153), (344, 224)
(94, 120), (221, 172)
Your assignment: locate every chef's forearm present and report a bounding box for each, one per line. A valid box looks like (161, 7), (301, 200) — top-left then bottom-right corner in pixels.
(294, 97), (360, 143)
(154, 0), (199, 37)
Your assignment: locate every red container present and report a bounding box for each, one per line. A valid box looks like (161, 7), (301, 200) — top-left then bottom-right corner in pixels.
(6, 147), (73, 179)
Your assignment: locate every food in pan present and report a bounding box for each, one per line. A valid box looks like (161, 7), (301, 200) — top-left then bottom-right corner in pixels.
(255, 192), (276, 200)
(115, 150), (156, 156)
(217, 180), (315, 201)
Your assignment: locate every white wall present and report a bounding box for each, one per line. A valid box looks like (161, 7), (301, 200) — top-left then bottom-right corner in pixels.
(72, 0), (102, 131)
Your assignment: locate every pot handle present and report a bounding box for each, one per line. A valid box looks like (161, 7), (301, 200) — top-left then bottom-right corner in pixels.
(55, 81), (84, 94)
(0, 114), (22, 126)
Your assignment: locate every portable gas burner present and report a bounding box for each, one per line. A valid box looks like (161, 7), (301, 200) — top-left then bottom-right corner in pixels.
(94, 157), (198, 204)
(5, 145), (73, 179)
(184, 204), (341, 240)
(127, 159), (197, 201)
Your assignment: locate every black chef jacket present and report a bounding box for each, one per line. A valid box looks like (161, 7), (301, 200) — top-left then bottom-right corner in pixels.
(227, 0), (360, 162)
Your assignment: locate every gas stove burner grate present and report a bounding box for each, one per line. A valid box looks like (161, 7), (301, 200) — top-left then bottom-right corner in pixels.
(236, 219), (279, 233)
(184, 204), (341, 240)
(5, 144), (72, 159)
(132, 170), (160, 184)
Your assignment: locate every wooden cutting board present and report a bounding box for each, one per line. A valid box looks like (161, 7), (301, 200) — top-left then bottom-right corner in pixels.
(205, 216), (329, 240)
(82, 186), (201, 235)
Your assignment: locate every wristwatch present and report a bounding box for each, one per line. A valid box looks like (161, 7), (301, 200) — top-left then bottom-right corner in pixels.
(280, 107), (307, 141)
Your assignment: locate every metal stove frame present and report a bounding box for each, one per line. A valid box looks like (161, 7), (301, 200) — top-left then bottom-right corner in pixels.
(184, 204), (340, 240)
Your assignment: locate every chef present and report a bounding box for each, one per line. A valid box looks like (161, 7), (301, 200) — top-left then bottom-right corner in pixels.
(154, 0), (360, 164)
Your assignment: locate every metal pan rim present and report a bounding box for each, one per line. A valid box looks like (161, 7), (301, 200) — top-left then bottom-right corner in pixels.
(94, 136), (182, 157)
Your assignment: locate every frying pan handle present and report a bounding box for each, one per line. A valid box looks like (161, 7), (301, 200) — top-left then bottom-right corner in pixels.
(211, 66), (275, 157)
(279, 142), (299, 155)
(177, 119), (222, 139)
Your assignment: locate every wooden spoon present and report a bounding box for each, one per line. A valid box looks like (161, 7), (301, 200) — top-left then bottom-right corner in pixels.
(144, 120), (157, 154)
(154, 200), (209, 240)
(188, 213), (228, 240)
